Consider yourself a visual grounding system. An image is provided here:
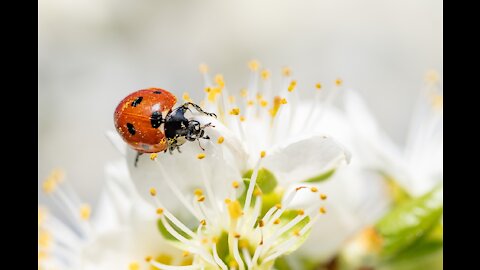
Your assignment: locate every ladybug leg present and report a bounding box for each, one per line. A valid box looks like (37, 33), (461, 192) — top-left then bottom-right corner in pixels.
(134, 152), (143, 167)
(182, 102), (217, 118)
(197, 139), (205, 151)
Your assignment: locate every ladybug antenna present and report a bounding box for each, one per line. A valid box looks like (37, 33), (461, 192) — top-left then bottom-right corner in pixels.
(197, 139), (205, 151)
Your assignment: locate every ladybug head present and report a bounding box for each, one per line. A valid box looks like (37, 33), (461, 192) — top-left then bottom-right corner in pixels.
(164, 102), (216, 153)
(185, 120), (212, 142)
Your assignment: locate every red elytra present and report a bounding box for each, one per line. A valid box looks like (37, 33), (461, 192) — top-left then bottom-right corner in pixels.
(114, 88), (177, 153)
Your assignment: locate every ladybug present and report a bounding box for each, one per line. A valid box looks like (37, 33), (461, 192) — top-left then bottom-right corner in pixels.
(114, 88), (216, 166)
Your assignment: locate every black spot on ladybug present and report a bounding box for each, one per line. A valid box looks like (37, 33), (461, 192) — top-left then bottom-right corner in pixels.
(153, 90), (162, 94)
(150, 111), (163, 128)
(126, 123), (136, 135)
(131, 96), (143, 107)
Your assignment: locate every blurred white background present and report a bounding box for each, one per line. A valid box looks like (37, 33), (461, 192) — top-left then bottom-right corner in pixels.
(38, 0), (442, 205)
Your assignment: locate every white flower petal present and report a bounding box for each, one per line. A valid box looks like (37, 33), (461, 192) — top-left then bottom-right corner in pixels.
(105, 130), (127, 156)
(93, 160), (152, 234)
(261, 135), (350, 185)
(81, 209), (185, 270)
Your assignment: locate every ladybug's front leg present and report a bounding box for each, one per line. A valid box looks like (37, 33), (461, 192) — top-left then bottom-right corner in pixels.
(182, 102), (217, 118)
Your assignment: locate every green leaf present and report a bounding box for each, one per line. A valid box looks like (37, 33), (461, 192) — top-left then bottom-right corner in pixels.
(386, 223), (443, 264)
(380, 241), (442, 270)
(376, 184), (443, 258)
(303, 169), (336, 183)
(243, 168), (278, 193)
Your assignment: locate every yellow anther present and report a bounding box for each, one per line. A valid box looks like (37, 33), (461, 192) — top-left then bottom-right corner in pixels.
(207, 87), (222, 102)
(204, 87), (211, 93)
(320, 194), (328, 200)
(228, 95), (235, 104)
(145, 256), (152, 262)
(182, 251), (190, 257)
(201, 238), (209, 244)
(256, 93), (263, 100)
(150, 187), (157, 196)
(214, 74), (225, 88)
(425, 69), (440, 85)
(200, 219), (207, 226)
(260, 99), (268, 107)
(280, 98), (287, 104)
(150, 153), (158, 160)
(232, 181), (240, 189)
(258, 219), (265, 227)
(248, 60), (260, 71)
(79, 204), (91, 220)
(293, 230), (301, 237)
(270, 96), (284, 117)
(199, 63), (209, 74)
(320, 207), (327, 214)
(335, 78), (343, 86)
(273, 219), (281, 225)
(197, 195), (206, 202)
(42, 179), (57, 194)
(297, 209), (305, 216)
(431, 94), (443, 110)
(275, 204), (282, 209)
(239, 116), (246, 122)
(217, 136), (225, 144)
(229, 108), (240, 115)
(182, 92), (192, 102)
(211, 236), (219, 244)
(197, 153), (206, 159)
(261, 69), (270, 80)
(282, 67), (292, 77)
(288, 80), (297, 92)
(38, 230), (51, 248)
(315, 83), (322, 90)
(260, 151), (266, 158)
(194, 188), (204, 196)
(225, 198), (232, 204)
(156, 208), (164, 215)
(234, 233), (241, 238)
(254, 188), (263, 196)
(247, 100), (255, 106)
(310, 187), (318, 192)
(240, 88), (248, 98)
(129, 262), (140, 270)
(227, 200), (243, 220)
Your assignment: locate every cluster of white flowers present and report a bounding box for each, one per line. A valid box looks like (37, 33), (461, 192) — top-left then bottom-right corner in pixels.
(39, 62), (442, 270)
